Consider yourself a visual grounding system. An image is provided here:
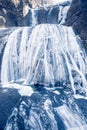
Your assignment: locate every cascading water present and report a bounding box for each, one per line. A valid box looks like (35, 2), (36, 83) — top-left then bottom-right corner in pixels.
(1, 25), (87, 96)
(0, 0), (87, 130)
(58, 4), (70, 24)
(31, 9), (38, 25)
(1, 24), (87, 130)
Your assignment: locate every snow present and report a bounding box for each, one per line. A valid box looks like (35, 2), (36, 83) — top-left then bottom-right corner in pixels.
(1, 83), (33, 97)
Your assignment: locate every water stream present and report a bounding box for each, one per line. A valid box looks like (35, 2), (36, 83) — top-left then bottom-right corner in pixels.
(0, 0), (87, 130)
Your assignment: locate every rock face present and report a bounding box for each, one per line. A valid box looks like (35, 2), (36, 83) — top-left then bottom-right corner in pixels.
(66, 0), (87, 49)
(0, 0), (71, 27)
(22, 5), (60, 26)
(0, 0), (34, 27)
(0, 87), (21, 130)
(0, 0), (23, 27)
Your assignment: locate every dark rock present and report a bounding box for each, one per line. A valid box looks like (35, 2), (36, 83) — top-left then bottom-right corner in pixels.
(0, 87), (21, 130)
(0, 0), (70, 27)
(66, 0), (87, 50)
(22, 5), (60, 26)
(0, 0), (23, 27)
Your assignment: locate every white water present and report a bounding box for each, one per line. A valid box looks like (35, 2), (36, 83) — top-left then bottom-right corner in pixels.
(58, 4), (70, 24)
(1, 24), (87, 99)
(31, 9), (37, 25)
(56, 104), (87, 130)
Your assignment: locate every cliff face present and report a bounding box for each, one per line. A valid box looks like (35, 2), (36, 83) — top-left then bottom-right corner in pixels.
(66, 0), (87, 49)
(0, 0), (70, 27)
(0, 0), (24, 27)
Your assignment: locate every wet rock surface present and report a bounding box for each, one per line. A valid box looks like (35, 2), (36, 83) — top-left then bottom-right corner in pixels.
(0, 0), (70, 27)
(0, 84), (87, 130)
(66, 0), (87, 50)
(0, 87), (21, 130)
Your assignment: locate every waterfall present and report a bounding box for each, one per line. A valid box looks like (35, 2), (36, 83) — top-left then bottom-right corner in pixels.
(31, 9), (38, 26)
(56, 104), (87, 130)
(58, 4), (70, 24)
(1, 1), (87, 130)
(1, 24), (87, 98)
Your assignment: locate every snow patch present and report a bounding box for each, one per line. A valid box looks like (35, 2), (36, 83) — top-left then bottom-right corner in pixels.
(2, 83), (33, 97)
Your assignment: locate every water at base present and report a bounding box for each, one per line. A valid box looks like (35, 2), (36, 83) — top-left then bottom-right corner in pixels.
(4, 83), (87, 130)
